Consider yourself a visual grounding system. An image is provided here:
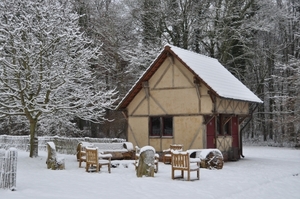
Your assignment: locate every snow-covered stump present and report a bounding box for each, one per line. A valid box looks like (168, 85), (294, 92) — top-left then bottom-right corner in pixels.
(136, 146), (155, 177)
(0, 148), (18, 191)
(46, 142), (65, 170)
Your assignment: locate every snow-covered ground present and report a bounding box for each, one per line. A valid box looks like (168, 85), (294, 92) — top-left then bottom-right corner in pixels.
(1, 146), (299, 199)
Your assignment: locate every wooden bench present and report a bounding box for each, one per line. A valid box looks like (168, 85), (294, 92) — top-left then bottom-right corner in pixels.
(171, 151), (200, 181)
(163, 144), (183, 164)
(76, 142), (134, 161)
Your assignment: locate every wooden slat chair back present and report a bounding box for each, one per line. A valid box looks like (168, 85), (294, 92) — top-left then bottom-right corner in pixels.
(171, 151), (199, 181)
(85, 147), (112, 173)
(163, 144), (183, 164)
(85, 147), (99, 172)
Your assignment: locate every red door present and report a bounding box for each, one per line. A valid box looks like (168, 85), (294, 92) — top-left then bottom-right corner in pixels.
(231, 116), (239, 148)
(206, 117), (215, 148)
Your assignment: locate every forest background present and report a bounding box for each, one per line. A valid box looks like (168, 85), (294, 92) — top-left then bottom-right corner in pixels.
(1, 0), (299, 148)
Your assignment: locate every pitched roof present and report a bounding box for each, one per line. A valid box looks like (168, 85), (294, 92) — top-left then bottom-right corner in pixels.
(116, 44), (262, 110)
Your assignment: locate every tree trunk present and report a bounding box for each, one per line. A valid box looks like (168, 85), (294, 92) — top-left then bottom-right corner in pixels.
(29, 120), (38, 158)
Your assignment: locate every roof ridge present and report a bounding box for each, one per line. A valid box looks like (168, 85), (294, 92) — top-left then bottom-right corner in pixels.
(165, 44), (217, 61)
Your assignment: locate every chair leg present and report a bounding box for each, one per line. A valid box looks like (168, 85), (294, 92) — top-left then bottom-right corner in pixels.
(172, 169), (174, 179)
(108, 164), (111, 173)
(79, 160), (84, 168)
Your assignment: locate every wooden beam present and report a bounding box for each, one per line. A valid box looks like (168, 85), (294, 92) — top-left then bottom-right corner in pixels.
(208, 91), (216, 113)
(222, 115), (233, 126)
(194, 77), (201, 112)
(143, 81), (150, 99)
(204, 115), (215, 125)
(121, 111), (128, 120)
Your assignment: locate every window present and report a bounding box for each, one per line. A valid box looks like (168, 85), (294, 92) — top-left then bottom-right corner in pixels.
(223, 120), (231, 135)
(150, 116), (173, 137)
(217, 115), (231, 135)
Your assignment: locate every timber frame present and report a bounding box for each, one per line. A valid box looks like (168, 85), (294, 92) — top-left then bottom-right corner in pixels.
(116, 45), (262, 160)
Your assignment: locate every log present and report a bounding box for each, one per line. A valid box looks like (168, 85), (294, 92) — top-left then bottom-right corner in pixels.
(200, 149), (224, 170)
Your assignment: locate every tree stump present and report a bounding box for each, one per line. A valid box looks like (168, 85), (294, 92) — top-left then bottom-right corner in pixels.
(136, 146), (155, 177)
(46, 142), (65, 170)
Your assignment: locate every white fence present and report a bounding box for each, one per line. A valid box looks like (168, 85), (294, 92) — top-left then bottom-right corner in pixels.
(0, 148), (18, 190)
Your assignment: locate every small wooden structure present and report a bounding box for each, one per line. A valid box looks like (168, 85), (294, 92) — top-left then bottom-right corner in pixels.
(46, 142), (65, 170)
(116, 44), (262, 159)
(171, 151), (200, 181)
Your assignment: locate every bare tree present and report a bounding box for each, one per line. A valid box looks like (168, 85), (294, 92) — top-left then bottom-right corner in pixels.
(0, 0), (117, 157)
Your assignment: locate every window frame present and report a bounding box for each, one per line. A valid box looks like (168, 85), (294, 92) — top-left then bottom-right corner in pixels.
(217, 114), (232, 136)
(149, 116), (173, 138)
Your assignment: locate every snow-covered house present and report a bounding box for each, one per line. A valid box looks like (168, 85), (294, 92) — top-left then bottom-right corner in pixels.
(116, 44), (262, 160)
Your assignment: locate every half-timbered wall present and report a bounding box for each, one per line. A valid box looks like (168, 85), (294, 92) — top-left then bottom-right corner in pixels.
(127, 57), (213, 117)
(126, 56), (250, 153)
(216, 136), (232, 152)
(126, 57), (210, 151)
(216, 98), (249, 114)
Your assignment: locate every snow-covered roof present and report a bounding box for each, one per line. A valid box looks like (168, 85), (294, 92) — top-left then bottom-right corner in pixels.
(168, 44), (263, 103)
(116, 44), (262, 110)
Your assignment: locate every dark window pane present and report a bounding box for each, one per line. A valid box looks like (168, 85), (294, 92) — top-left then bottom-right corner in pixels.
(150, 117), (160, 136)
(224, 120), (231, 135)
(163, 117), (173, 136)
(217, 116), (220, 135)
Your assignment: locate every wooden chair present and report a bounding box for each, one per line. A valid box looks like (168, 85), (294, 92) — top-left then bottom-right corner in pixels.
(77, 142), (94, 168)
(77, 143), (86, 168)
(171, 151), (200, 181)
(163, 144), (183, 164)
(85, 147), (112, 173)
(135, 146), (159, 173)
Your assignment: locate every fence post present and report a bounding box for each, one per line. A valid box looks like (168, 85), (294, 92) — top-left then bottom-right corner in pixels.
(0, 148), (18, 191)
(0, 149), (6, 189)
